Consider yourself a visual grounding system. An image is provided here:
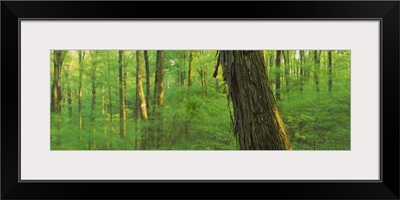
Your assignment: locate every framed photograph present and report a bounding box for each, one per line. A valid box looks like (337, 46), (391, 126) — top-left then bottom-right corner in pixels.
(2, 1), (399, 199)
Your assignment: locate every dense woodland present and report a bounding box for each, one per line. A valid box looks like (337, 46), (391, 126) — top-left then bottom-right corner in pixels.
(51, 50), (350, 150)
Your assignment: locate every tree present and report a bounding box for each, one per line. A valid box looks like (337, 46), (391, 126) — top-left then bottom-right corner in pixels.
(144, 50), (151, 112)
(188, 50), (194, 87)
(153, 50), (165, 147)
(154, 51), (165, 107)
(275, 50), (282, 100)
(89, 51), (98, 149)
(328, 50), (333, 94)
(135, 51), (149, 149)
(119, 50), (126, 138)
(64, 63), (73, 118)
(299, 50), (304, 94)
(51, 50), (68, 129)
(283, 50), (290, 94)
(217, 51), (292, 150)
(77, 50), (85, 129)
(313, 50), (321, 92)
(105, 51), (113, 149)
(90, 51), (98, 124)
(51, 50), (66, 114)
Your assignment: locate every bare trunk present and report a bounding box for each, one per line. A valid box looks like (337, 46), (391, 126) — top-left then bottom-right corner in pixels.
(299, 50), (304, 94)
(328, 50), (333, 94)
(219, 51), (292, 150)
(66, 64), (72, 118)
(144, 50), (151, 113)
(275, 50), (281, 100)
(119, 50), (126, 138)
(77, 50), (85, 129)
(90, 52), (97, 123)
(106, 51), (113, 149)
(52, 50), (67, 130)
(188, 50), (194, 87)
(283, 50), (290, 94)
(153, 50), (164, 148)
(136, 51), (149, 150)
(314, 50), (321, 92)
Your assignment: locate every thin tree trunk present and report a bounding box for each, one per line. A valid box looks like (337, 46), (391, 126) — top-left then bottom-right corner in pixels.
(89, 51), (98, 150)
(299, 50), (304, 94)
(66, 64), (72, 118)
(219, 50), (292, 150)
(188, 50), (194, 87)
(204, 66), (207, 93)
(275, 50), (281, 100)
(328, 50), (333, 94)
(144, 50), (151, 113)
(216, 79), (219, 92)
(51, 50), (67, 149)
(314, 50), (321, 92)
(106, 51), (113, 149)
(90, 52), (97, 123)
(136, 50), (149, 150)
(102, 84), (107, 137)
(180, 71), (186, 88)
(119, 50), (126, 138)
(77, 50), (85, 129)
(283, 50), (290, 94)
(153, 50), (164, 148)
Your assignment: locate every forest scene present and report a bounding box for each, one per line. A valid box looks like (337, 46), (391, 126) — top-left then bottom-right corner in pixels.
(51, 50), (350, 150)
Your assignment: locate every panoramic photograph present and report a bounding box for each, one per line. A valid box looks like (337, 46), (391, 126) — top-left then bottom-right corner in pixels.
(50, 50), (350, 150)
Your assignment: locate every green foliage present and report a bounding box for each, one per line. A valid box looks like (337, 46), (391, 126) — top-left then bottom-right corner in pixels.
(50, 50), (350, 150)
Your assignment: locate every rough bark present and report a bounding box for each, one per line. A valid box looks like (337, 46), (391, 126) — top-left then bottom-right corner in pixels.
(219, 50), (292, 150)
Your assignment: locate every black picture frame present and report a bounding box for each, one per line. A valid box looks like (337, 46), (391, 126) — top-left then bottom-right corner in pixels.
(2, 1), (399, 199)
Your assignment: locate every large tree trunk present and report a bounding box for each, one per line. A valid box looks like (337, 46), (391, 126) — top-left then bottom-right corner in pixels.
(77, 50), (85, 129)
(219, 51), (292, 150)
(275, 50), (282, 101)
(119, 50), (126, 138)
(188, 50), (194, 87)
(328, 50), (333, 94)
